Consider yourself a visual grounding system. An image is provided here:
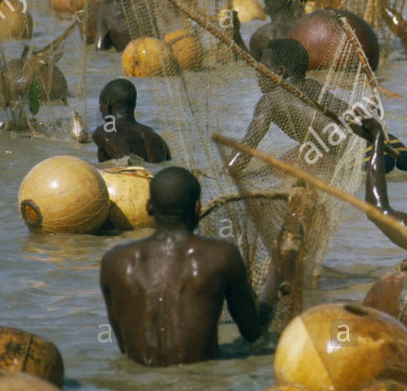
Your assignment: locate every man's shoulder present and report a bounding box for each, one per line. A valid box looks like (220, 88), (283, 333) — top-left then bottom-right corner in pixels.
(194, 235), (241, 260)
(101, 237), (151, 266)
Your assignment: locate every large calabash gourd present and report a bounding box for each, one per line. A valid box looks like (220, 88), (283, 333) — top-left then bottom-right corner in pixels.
(164, 30), (203, 71)
(18, 156), (109, 234)
(288, 9), (379, 70)
(0, 327), (63, 387)
(274, 303), (407, 391)
(122, 38), (180, 77)
(98, 167), (155, 231)
(0, 0), (32, 40)
(0, 370), (61, 391)
(363, 266), (407, 328)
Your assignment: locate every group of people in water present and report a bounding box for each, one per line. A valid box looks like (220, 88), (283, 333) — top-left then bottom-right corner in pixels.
(94, 47), (407, 370)
(6, 0), (404, 373)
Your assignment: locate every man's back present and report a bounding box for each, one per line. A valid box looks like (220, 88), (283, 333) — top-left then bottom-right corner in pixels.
(93, 118), (171, 163)
(100, 231), (263, 366)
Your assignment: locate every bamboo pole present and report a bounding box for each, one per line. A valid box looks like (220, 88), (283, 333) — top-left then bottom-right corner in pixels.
(213, 133), (407, 249)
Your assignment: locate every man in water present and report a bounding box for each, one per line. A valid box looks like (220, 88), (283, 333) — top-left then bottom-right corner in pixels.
(92, 79), (171, 163)
(100, 167), (276, 366)
(353, 118), (407, 250)
(227, 38), (348, 174)
(249, 0), (305, 61)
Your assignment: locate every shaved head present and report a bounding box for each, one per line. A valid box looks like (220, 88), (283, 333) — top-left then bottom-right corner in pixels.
(100, 79), (137, 110)
(150, 167), (201, 219)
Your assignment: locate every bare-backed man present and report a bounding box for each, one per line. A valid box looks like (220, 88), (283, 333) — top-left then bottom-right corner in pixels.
(100, 167), (276, 366)
(92, 79), (171, 163)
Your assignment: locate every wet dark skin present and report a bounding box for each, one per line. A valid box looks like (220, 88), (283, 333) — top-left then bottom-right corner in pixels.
(227, 41), (349, 174)
(92, 79), (171, 163)
(354, 119), (407, 250)
(100, 168), (276, 367)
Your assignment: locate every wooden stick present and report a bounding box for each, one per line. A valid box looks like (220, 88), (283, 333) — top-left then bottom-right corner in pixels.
(200, 190), (288, 219)
(167, 0), (399, 159)
(212, 133), (407, 248)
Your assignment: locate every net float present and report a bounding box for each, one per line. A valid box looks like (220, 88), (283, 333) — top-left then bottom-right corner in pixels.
(98, 166), (155, 231)
(0, 0), (32, 40)
(164, 30), (203, 71)
(0, 326), (63, 387)
(122, 37), (180, 77)
(275, 303), (407, 391)
(18, 155), (109, 234)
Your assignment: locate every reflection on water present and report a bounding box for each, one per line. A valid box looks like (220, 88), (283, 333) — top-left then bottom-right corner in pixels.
(1, 4), (407, 391)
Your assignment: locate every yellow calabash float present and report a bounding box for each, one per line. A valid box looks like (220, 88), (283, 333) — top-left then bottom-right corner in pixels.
(98, 167), (155, 231)
(231, 0), (267, 23)
(164, 30), (203, 71)
(0, 0), (32, 40)
(122, 37), (180, 77)
(0, 371), (60, 391)
(0, 326), (64, 387)
(18, 155), (109, 234)
(48, 0), (85, 13)
(274, 303), (407, 391)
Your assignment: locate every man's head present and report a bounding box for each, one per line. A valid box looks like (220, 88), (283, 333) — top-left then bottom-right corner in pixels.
(148, 167), (201, 228)
(99, 79), (137, 118)
(258, 38), (309, 92)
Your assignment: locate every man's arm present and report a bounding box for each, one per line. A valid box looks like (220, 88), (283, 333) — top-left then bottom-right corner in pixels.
(224, 245), (274, 342)
(100, 251), (125, 353)
(226, 94), (274, 174)
(358, 119), (407, 250)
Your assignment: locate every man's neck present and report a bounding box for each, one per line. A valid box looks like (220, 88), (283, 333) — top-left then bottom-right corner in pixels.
(154, 216), (197, 235)
(108, 110), (135, 121)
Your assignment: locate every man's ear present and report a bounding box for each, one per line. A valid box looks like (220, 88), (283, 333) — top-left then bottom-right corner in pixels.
(278, 65), (287, 78)
(147, 199), (153, 216)
(194, 200), (201, 219)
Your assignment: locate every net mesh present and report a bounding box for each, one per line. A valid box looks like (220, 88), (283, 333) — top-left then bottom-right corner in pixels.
(1, 0), (397, 328)
(309, 0), (407, 56)
(116, 0), (376, 323)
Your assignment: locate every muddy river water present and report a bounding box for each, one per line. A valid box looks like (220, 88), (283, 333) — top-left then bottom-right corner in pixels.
(1, 2), (407, 390)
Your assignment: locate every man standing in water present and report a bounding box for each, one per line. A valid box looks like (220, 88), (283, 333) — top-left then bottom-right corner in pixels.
(100, 167), (276, 366)
(92, 79), (171, 163)
(226, 38), (349, 174)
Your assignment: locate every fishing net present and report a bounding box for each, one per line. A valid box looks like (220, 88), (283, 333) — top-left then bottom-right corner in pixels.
(112, 0), (385, 327)
(308, 0), (407, 57)
(0, 0), (88, 137)
(1, 0), (388, 329)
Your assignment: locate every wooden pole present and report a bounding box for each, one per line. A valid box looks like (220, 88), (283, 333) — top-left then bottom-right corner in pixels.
(213, 133), (407, 249)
